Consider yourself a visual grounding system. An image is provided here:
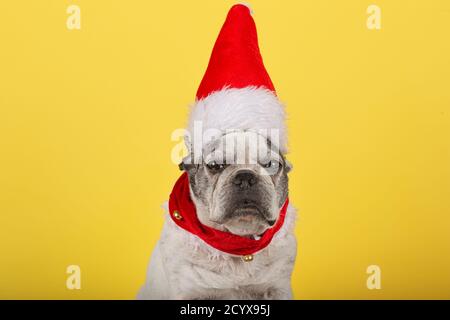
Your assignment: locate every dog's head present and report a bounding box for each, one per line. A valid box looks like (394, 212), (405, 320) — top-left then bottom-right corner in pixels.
(180, 131), (291, 238)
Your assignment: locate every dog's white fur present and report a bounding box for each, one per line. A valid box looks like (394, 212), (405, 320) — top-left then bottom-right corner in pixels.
(138, 202), (297, 299)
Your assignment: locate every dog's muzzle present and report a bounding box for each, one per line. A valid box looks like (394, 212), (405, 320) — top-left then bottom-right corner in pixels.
(225, 169), (275, 224)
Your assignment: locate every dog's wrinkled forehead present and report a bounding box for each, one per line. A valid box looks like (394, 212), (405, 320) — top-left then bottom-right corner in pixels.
(202, 130), (279, 165)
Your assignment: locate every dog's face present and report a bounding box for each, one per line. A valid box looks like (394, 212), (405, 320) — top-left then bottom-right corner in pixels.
(181, 131), (290, 238)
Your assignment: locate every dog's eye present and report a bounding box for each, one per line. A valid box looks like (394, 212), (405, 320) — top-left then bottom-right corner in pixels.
(262, 160), (281, 169)
(206, 160), (225, 172)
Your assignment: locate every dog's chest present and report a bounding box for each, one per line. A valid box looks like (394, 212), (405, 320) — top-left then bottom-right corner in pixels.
(159, 218), (295, 299)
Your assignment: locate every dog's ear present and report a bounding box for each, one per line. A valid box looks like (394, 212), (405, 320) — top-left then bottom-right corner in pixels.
(180, 135), (201, 173)
(179, 155), (199, 173)
(284, 158), (293, 173)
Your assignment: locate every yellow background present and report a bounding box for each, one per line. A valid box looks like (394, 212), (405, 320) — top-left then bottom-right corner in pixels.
(0, 0), (449, 299)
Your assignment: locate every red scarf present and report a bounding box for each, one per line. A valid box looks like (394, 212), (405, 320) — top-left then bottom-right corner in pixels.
(168, 172), (289, 256)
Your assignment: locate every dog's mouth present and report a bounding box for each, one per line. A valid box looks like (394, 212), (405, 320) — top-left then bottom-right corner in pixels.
(225, 201), (276, 229)
(232, 204), (261, 216)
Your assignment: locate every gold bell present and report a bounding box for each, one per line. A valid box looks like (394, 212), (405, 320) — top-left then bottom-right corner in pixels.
(242, 254), (254, 262)
(173, 210), (182, 220)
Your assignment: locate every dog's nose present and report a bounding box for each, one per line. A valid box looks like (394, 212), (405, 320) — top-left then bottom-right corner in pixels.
(233, 171), (257, 189)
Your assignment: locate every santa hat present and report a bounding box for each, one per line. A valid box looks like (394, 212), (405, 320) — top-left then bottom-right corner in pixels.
(186, 4), (287, 158)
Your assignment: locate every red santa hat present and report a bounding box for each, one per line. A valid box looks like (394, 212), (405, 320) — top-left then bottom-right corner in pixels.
(186, 4), (287, 157)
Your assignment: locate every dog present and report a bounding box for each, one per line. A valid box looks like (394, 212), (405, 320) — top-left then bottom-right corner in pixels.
(138, 131), (297, 299)
(138, 3), (297, 300)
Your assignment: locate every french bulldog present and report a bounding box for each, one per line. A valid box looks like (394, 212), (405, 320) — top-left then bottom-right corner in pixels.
(138, 131), (297, 299)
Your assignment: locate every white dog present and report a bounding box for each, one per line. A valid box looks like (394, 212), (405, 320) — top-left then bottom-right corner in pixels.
(138, 4), (297, 299)
(138, 130), (297, 299)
